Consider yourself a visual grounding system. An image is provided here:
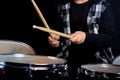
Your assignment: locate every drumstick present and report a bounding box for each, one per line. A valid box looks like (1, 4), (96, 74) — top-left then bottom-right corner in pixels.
(31, 0), (50, 29)
(33, 25), (72, 39)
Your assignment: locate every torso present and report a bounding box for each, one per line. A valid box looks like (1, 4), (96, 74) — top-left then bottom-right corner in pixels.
(70, 0), (92, 33)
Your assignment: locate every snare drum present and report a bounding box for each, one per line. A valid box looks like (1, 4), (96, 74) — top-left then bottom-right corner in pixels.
(0, 53), (67, 80)
(79, 64), (120, 80)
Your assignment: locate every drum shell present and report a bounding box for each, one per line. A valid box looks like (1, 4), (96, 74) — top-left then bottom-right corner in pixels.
(3, 62), (31, 80)
(30, 63), (68, 80)
(2, 62), (68, 80)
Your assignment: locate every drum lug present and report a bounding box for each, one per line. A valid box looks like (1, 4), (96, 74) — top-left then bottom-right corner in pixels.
(25, 65), (34, 78)
(103, 73), (109, 79)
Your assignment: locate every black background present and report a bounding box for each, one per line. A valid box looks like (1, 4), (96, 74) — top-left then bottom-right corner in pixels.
(0, 0), (120, 57)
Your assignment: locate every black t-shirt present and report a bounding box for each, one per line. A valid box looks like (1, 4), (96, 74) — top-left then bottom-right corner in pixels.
(70, 0), (91, 33)
(68, 0), (97, 64)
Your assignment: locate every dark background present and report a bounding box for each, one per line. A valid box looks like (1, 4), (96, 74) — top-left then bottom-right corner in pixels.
(0, 0), (120, 57)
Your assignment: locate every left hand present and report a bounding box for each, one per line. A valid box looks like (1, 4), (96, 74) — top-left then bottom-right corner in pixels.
(48, 34), (60, 47)
(69, 31), (86, 44)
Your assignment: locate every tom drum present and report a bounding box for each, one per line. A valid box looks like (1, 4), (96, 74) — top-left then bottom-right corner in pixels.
(0, 53), (67, 80)
(79, 63), (120, 80)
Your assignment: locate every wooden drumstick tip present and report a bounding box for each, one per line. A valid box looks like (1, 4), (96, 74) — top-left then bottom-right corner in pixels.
(33, 25), (37, 28)
(32, 25), (72, 39)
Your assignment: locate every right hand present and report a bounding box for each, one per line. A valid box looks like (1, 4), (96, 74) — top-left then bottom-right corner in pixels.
(48, 34), (60, 47)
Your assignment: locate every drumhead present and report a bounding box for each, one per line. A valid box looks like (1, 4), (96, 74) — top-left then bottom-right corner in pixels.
(0, 53), (67, 66)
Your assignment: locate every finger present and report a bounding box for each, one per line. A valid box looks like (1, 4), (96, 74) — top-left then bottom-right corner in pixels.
(50, 34), (60, 40)
(49, 40), (60, 47)
(48, 36), (54, 42)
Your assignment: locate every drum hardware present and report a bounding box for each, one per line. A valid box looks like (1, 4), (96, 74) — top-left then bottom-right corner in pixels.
(25, 64), (35, 78)
(0, 62), (5, 68)
(26, 64), (52, 78)
(49, 64), (68, 77)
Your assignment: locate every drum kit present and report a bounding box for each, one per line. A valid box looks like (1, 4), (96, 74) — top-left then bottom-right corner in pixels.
(0, 53), (119, 80)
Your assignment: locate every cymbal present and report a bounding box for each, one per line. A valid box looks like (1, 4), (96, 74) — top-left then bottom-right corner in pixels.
(0, 53), (67, 65)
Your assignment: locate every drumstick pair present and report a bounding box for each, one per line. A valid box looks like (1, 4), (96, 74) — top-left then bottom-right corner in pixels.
(33, 25), (71, 39)
(31, 0), (71, 39)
